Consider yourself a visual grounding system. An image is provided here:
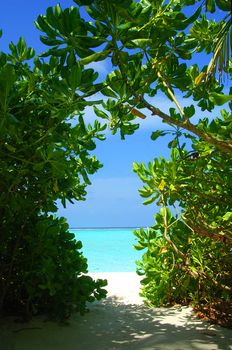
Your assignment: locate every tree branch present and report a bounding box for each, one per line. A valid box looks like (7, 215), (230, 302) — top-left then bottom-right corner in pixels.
(156, 71), (185, 117)
(138, 95), (232, 154)
(184, 219), (232, 245)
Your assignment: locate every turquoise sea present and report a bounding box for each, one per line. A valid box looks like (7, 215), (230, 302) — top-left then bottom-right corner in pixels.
(70, 228), (144, 272)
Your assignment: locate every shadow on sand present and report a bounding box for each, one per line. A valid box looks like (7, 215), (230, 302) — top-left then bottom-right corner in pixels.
(0, 296), (231, 350)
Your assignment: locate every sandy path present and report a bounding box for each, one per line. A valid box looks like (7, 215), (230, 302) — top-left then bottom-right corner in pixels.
(0, 272), (231, 350)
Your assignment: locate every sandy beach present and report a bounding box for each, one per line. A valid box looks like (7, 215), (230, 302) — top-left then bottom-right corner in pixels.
(0, 272), (231, 350)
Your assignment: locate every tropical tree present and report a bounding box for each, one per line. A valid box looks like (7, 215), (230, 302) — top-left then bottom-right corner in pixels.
(0, 33), (107, 319)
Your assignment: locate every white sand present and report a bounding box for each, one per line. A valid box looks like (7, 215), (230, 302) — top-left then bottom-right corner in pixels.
(0, 272), (231, 350)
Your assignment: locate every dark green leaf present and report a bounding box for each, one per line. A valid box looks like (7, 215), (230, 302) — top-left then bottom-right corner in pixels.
(151, 130), (167, 141)
(79, 36), (106, 48)
(183, 105), (195, 118)
(176, 6), (202, 29)
(0, 64), (16, 110)
(206, 0), (216, 12)
(168, 139), (178, 148)
(40, 36), (64, 46)
(215, 0), (231, 10)
(73, 0), (94, 5)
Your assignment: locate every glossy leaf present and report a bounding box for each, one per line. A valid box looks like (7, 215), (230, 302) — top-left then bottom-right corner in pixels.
(80, 50), (110, 65)
(93, 106), (109, 119)
(209, 92), (232, 105)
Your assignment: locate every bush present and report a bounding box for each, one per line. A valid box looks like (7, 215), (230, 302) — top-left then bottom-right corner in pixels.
(133, 146), (232, 312)
(0, 215), (107, 320)
(0, 37), (107, 320)
(134, 226), (231, 307)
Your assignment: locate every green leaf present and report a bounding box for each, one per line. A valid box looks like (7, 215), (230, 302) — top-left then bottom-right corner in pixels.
(80, 50), (110, 65)
(79, 36), (106, 48)
(132, 162), (140, 172)
(168, 139), (178, 148)
(73, 0), (94, 5)
(9, 38), (35, 61)
(139, 186), (156, 198)
(35, 15), (58, 38)
(143, 196), (157, 205)
(101, 86), (118, 98)
(169, 108), (182, 121)
(17, 37), (26, 55)
(93, 106), (109, 119)
(45, 7), (60, 29)
(134, 244), (146, 251)
(130, 39), (152, 49)
(40, 36), (64, 46)
(0, 53), (7, 67)
(0, 64), (16, 110)
(67, 51), (76, 66)
(183, 105), (195, 118)
(54, 4), (62, 17)
(61, 197), (66, 208)
(27, 47), (35, 60)
(9, 41), (17, 56)
(74, 46), (95, 58)
(66, 64), (82, 90)
(84, 99), (103, 106)
(151, 130), (167, 141)
(118, 22), (136, 31)
(222, 212), (232, 221)
(176, 6), (202, 29)
(215, 0), (231, 10)
(4, 143), (16, 152)
(206, 0), (216, 12)
(209, 93), (232, 106)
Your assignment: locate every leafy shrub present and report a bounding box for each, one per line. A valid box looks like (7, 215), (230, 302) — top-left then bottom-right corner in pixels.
(0, 36), (107, 320)
(133, 145), (232, 308)
(134, 226), (231, 307)
(0, 215), (107, 320)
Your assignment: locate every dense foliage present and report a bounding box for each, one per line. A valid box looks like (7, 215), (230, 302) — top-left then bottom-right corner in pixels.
(133, 145), (231, 306)
(0, 35), (107, 319)
(1, 0), (231, 322)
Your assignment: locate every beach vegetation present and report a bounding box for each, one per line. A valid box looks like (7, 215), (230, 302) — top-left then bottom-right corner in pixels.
(1, 0), (231, 324)
(0, 35), (107, 320)
(32, 0), (231, 323)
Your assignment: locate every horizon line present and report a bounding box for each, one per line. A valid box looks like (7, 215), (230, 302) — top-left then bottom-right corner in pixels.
(69, 226), (143, 229)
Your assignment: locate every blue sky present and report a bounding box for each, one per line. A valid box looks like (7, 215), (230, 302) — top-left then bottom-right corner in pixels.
(0, 1), (219, 228)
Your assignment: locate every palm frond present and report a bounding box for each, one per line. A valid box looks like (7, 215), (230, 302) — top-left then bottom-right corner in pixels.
(206, 15), (232, 80)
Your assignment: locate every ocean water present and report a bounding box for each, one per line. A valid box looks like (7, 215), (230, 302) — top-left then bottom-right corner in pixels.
(70, 228), (143, 272)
